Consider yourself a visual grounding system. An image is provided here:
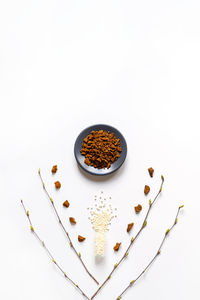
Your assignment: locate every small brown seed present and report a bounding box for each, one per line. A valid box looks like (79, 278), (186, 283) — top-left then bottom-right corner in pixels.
(144, 185), (150, 195)
(127, 223), (134, 232)
(113, 242), (121, 251)
(51, 165), (58, 173)
(148, 167), (154, 177)
(69, 217), (76, 224)
(54, 181), (61, 189)
(78, 235), (86, 242)
(63, 200), (70, 208)
(135, 204), (142, 214)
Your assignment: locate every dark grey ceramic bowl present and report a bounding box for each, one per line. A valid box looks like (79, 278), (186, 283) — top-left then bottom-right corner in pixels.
(74, 124), (127, 176)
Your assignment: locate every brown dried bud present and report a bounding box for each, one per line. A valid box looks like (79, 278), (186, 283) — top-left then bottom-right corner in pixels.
(113, 242), (121, 251)
(135, 204), (142, 214)
(127, 223), (134, 232)
(78, 235), (86, 242)
(69, 217), (76, 224)
(63, 200), (70, 208)
(148, 167), (154, 177)
(54, 181), (61, 189)
(51, 165), (58, 173)
(144, 185), (150, 195)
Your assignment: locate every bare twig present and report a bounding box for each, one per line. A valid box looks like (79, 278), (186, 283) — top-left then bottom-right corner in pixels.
(38, 169), (99, 285)
(91, 176), (164, 299)
(116, 205), (184, 299)
(21, 200), (90, 300)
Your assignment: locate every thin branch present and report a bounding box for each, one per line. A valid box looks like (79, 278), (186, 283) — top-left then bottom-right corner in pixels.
(38, 169), (99, 285)
(91, 176), (164, 299)
(116, 205), (184, 299)
(21, 200), (90, 300)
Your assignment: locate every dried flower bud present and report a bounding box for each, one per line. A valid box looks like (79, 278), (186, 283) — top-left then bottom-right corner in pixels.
(63, 200), (70, 208)
(134, 204), (142, 214)
(69, 217), (76, 224)
(78, 235), (86, 242)
(148, 167), (154, 177)
(113, 242), (121, 251)
(51, 165), (57, 174)
(127, 223), (134, 232)
(38, 168), (40, 174)
(157, 250), (161, 255)
(144, 185), (150, 195)
(54, 181), (61, 189)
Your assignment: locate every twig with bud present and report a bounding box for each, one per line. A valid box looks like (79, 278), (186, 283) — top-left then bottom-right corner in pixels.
(21, 200), (90, 300)
(116, 205), (184, 300)
(91, 175), (164, 299)
(38, 169), (99, 285)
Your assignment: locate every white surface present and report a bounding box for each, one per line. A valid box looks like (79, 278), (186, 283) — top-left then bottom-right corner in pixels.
(0, 1), (200, 299)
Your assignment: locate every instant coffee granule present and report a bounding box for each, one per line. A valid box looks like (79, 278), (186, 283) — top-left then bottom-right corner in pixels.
(80, 130), (122, 169)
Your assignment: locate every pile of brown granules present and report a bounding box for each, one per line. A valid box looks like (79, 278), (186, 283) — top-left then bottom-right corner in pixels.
(80, 130), (122, 169)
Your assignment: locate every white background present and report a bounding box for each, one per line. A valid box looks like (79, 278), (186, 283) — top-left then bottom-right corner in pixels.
(0, 1), (200, 299)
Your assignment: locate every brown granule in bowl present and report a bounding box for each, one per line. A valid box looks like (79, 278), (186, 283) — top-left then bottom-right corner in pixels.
(80, 130), (122, 169)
